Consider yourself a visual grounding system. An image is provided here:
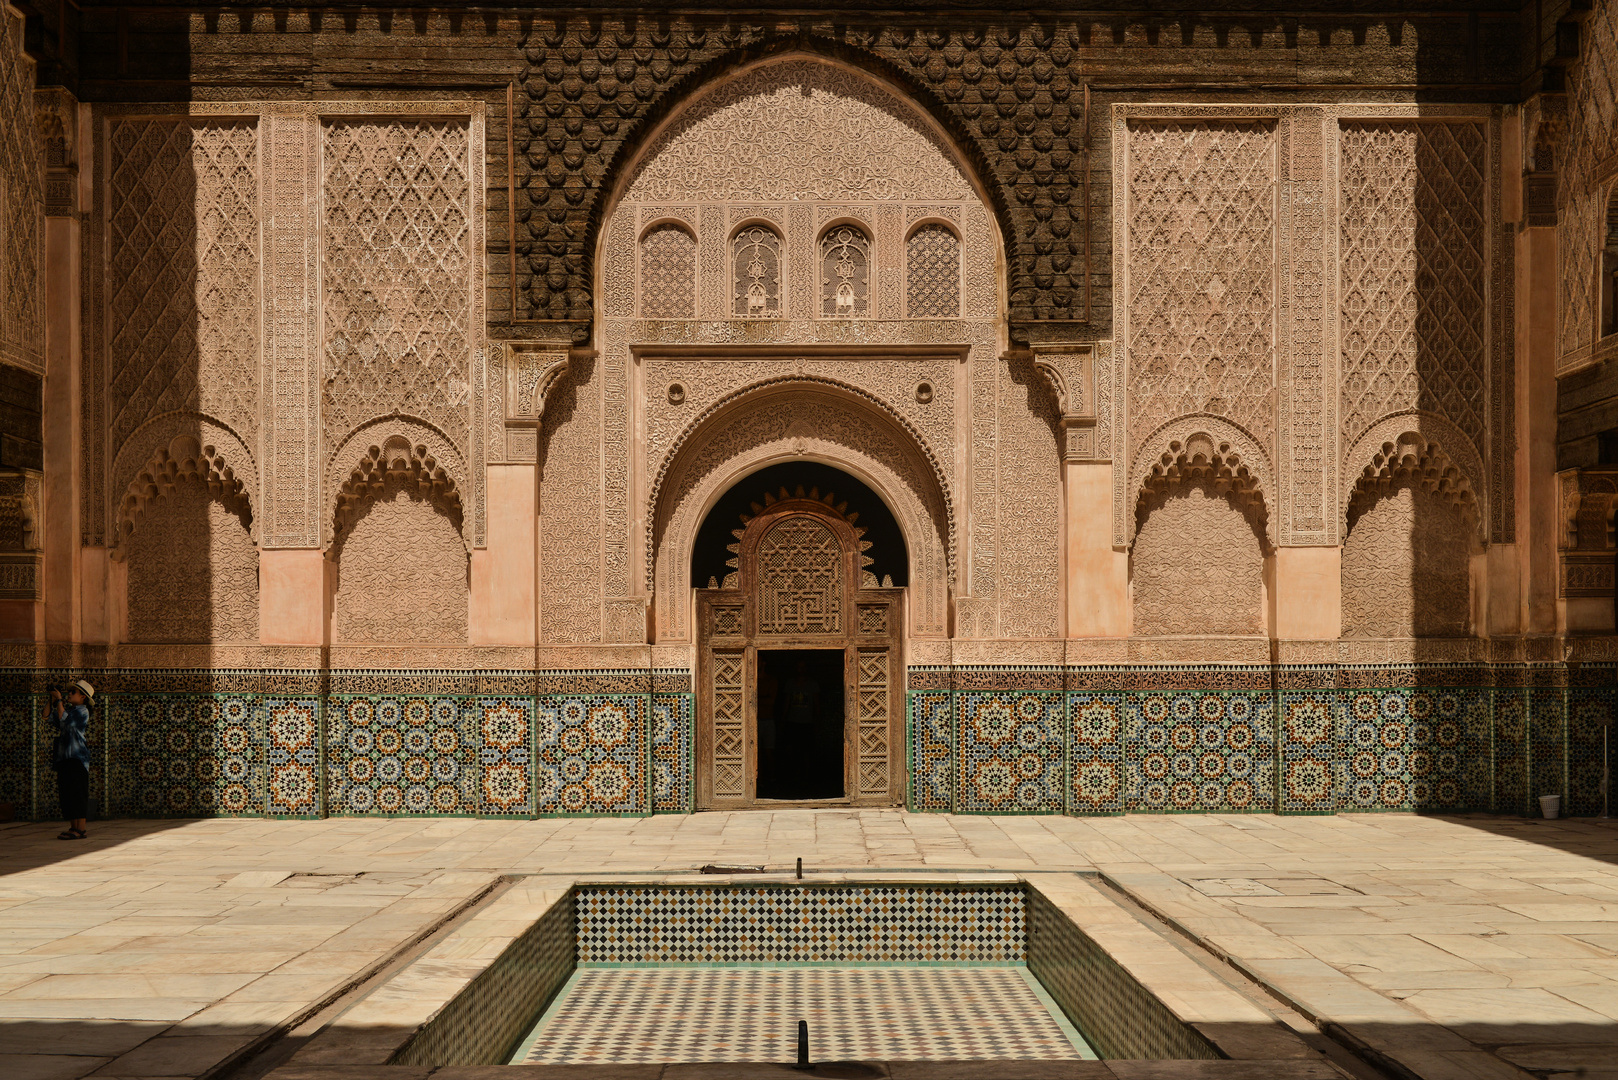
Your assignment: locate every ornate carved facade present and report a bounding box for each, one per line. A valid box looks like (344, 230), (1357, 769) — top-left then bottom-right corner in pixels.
(0, 1), (1613, 819)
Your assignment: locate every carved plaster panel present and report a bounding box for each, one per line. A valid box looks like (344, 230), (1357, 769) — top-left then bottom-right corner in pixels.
(0, 6), (42, 375)
(1558, 0), (1618, 371)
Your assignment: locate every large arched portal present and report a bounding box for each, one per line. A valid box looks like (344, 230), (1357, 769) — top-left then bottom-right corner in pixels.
(694, 471), (904, 809)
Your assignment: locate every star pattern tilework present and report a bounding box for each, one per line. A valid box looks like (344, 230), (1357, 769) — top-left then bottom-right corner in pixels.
(907, 692), (953, 812)
(957, 692), (1066, 813)
(651, 693), (693, 813)
(1127, 691), (1275, 812)
(468, 696), (533, 816)
(1068, 694), (1125, 814)
(519, 967), (1087, 1064)
(535, 694), (647, 814)
(326, 695), (472, 815)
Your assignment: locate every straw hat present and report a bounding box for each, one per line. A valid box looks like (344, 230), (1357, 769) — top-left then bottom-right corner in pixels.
(72, 679), (95, 700)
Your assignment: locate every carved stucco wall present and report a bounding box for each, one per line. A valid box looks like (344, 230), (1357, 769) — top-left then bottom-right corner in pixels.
(0, 5), (41, 376)
(1132, 484), (1265, 637)
(126, 483), (259, 644)
(1114, 103), (1508, 562)
(81, 102), (485, 570)
(581, 56), (1058, 650)
(332, 475), (468, 645)
(1342, 484), (1474, 639)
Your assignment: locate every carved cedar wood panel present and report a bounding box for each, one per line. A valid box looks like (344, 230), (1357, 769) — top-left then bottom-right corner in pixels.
(0, 7), (41, 373)
(1559, 0), (1618, 366)
(697, 497), (900, 809)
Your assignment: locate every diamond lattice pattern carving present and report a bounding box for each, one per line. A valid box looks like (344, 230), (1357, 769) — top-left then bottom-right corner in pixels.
(757, 515), (843, 635)
(322, 119), (471, 448)
(906, 224), (960, 318)
(857, 649), (889, 799)
(1126, 121), (1276, 455)
(106, 120), (260, 455)
(1561, 0), (1618, 360)
(1339, 122), (1487, 446)
(0, 9), (41, 369)
(640, 223), (696, 318)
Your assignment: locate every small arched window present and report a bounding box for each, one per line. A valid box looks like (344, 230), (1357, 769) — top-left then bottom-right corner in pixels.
(733, 225), (782, 317)
(906, 223), (961, 318)
(1602, 185), (1618, 338)
(820, 224), (871, 318)
(640, 223), (696, 318)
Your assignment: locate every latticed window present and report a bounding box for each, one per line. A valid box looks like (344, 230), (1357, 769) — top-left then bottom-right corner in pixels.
(906, 223), (961, 318)
(640, 223), (696, 318)
(733, 226), (782, 317)
(820, 225), (871, 318)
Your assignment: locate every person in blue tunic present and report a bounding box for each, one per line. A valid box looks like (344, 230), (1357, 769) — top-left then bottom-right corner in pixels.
(48, 679), (94, 840)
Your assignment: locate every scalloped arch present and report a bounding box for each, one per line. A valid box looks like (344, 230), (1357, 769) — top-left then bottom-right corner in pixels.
(1341, 411), (1487, 542)
(111, 412), (259, 547)
(648, 374), (955, 589)
(1127, 414), (1275, 549)
(326, 415), (469, 548)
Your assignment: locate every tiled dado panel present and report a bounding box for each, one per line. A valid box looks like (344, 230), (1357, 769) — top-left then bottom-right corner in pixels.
(650, 693), (693, 814)
(0, 692), (35, 815)
(325, 696), (476, 816)
(105, 694), (261, 817)
(534, 695), (648, 815)
(957, 692), (1067, 813)
(905, 668), (1617, 817)
(576, 885), (1026, 964)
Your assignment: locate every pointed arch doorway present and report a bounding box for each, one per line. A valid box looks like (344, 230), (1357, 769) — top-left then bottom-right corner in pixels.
(696, 484), (904, 809)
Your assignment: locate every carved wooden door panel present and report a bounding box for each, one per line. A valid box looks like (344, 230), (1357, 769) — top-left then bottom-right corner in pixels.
(695, 491), (902, 809)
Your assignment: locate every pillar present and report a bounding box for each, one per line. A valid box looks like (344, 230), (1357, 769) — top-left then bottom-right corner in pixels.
(1272, 547), (1342, 640)
(470, 463), (537, 644)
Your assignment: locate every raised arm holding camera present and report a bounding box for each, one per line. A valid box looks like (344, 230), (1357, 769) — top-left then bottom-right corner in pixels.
(48, 679), (95, 840)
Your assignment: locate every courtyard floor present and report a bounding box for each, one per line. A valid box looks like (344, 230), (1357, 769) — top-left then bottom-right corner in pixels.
(1, 811), (1616, 1080)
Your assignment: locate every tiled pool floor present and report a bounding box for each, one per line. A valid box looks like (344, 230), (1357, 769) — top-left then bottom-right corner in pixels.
(513, 965), (1096, 1064)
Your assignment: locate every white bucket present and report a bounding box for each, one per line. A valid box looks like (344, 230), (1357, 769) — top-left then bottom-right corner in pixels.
(1539, 794), (1561, 820)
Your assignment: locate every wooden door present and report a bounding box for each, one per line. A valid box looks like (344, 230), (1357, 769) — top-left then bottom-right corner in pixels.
(695, 491), (902, 809)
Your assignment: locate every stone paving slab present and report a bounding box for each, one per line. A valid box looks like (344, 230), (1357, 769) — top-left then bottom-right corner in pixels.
(0, 813), (1615, 1080)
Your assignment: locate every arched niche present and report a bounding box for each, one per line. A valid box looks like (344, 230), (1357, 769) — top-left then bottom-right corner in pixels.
(652, 381), (952, 644)
(595, 53), (1004, 324)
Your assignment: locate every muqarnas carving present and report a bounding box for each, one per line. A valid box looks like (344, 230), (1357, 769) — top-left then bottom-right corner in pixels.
(332, 436), (468, 644)
(1131, 434), (1268, 636)
(119, 436), (258, 643)
(1342, 433), (1477, 638)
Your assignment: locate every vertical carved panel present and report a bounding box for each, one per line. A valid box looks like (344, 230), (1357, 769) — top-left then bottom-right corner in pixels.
(321, 119), (472, 450)
(333, 476), (468, 644)
(639, 224), (696, 318)
(1342, 485), (1473, 638)
(998, 355), (1061, 639)
(127, 483), (259, 643)
(857, 649), (889, 799)
(906, 223), (961, 318)
(1133, 485), (1266, 636)
(711, 650), (745, 799)
(0, 7), (41, 373)
(1339, 123), (1487, 448)
(264, 107), (319, 548)
(1126, 120), (1277, 457)
(757, 516), (843, 635)
(539, 357), (602, 643)
(1559, 2), (1618, 367)
(819, 224), (871, 317)
(1283, 109), (1329, 544)
(104, 119), (261, 461)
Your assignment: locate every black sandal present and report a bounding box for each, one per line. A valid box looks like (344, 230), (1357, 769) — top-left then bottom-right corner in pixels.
(56, 829), (86, 840)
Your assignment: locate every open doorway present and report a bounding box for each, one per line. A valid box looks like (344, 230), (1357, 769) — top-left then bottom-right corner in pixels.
(756, 649), (844, 800)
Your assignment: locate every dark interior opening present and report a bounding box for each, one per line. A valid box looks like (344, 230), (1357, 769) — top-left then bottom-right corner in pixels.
(691, 462), (908, 590)
(756, 648), (845, 800)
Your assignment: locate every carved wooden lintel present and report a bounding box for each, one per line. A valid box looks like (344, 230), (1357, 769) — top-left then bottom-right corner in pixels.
(501, 341), (570, 464)
(1558, 466), (1618, 602)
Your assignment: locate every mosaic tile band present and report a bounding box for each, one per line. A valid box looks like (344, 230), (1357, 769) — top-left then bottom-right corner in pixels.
(0, 665), (1609, 819)
(576, 885), (1026, 964)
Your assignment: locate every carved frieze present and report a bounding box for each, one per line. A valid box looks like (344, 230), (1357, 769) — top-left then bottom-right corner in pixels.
(0, 7), (42, 376)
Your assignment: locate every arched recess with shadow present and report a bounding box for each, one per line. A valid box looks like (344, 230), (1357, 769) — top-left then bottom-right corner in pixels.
(112, 422), (259, 645)
(649, 379), (953, 647)
(1340, 426), (1482, 639)
(1128, 424), (1272, 638)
